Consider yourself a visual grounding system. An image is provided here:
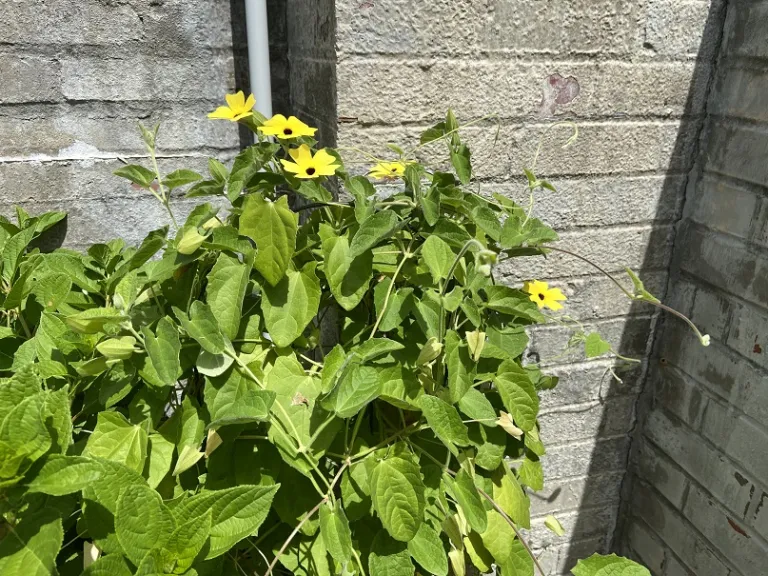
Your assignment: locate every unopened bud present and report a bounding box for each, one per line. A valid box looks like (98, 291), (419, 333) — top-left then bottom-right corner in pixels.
(177, 227), (207, 255)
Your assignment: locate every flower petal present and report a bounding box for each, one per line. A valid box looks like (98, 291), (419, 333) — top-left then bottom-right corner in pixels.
(244, 93), (256, 111)
(280, 159), (301, 174)
(226, 91), (245, 110)
(313, 148), (336, 166)
(208, 106), (236, 120)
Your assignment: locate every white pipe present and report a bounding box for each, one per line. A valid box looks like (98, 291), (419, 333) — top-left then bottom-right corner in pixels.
(245, 0), (273, 119)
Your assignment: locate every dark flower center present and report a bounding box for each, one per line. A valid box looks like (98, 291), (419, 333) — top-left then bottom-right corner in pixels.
(284, 128), (293, 135)
(538, 293), (545, 300)
(306, 167), (316, 175)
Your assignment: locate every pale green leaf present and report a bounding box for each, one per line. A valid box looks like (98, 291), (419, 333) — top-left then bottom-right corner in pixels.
(174, 301), (230, 355)
(204, 367), (276, 428)
(458, 389), (497, 427)
(84, 411), (148, 474)
(491, 464), (530, 529)
(494, 363), (539, 432)
(114, 164), (156, 188)
(544, 514), (565, 537)
(207, 253), (252, 340)
(421, 235), (454, 283)
(323, 235), (373, 311)
(0, 509), (63, 576)
(332, 364), (381, 418)
(479, 510), (517, 567)
(145, 433), (174, 489)
(26, 455), (103, 495)
(142, 317), (182, 387)
(498, 537), (534, 576)
(160, 509), (212, 573)
(585, 332), (612, 358)
(452, 469), (487, 533)
(445, 330), (474, 403)
(571, 553), (651, 576)
(82, 555), (132, 576)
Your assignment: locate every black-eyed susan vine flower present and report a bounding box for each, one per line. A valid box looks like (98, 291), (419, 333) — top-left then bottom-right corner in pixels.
(369, 161), (408, 179)
(258, 114), (317, 139)
(207, 91), (256, 121)
(524, 279), (567, 311)
(280, 144), (340, 179)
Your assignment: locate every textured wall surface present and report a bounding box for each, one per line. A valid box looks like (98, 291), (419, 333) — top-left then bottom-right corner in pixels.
(0, 0), (246, 248)
(620, 1), (768, 574)
(327, 1), (722, 574)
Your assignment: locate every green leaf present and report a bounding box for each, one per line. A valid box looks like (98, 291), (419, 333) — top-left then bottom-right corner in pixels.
(0, 509), (63, 576)
(421, 235), (454, 283)
(26, 455), (103, 495)
(341, 459), (372, 522)
(63, 307), (127, 334)
(450, 144), (472, 184)
(142, 317), (182, 387)
(160, 509), (212, 573)
(494, 363), (539, 432)
(491, 464), (530, 529)
(479, 510), (518, 568)
(519, 456), (544, 491)
(84, 411), (148, 473)
(418, 395), (470, 451)
(319, 500), (353, 565)
(173, 484), (279, 559)
(484, 285), (545, 322)
(207, 253), (252, 340)
(262, 262), (321, 348)
(204, 367), (276, 428)
(0, 392), (51, 483)
(174, 301), (230, 355)
(349, 210), (399, 258)
(114, 164), (156, 188)
(346, 176), (376, 223)
(420, 122), (446, 145)
(544, 514), (565, 537)
(277, 534), (331, 576)
(369, 531), (415, 576)
(498, 537), (534, 576)
(572, 554), (651, 576)
(164, 169), (203, 190)
(420, 184), (441, 226)
(445, 330), (474, 403)
(82, 555), (132, 576)
(186, 179), (225, 198)
(332, 364), (382, 418)
(354, 337), (405, 362)
(626, 268), (660, 303)
(371, 454), (425, 541)
(407, 522), (448, 576)
(458, 388), (497, 427)
(323, 234), (373, 311)
(96, 336), (137, 360)
(116, 484), (175, 566)
(452, 469), (487, 533)
(240, 194), (297, 286)
(470, 204), (502, 241)
(378, 363), (423, 410)
(585, 332), (612, 358)
(374, 280), (413, 333)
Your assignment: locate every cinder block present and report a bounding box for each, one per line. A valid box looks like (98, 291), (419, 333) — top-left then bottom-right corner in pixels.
(627, 519), (667, 575)
(663, 553), (696, 576)
(542, 436), (630, 480)
(660, 324), (768, 425)
(683, 484), (768, 576)
(704, 121), (768, 187)
(644, 409), (756, 517)
(711, 64), (768, 124)
(0, 54), (61, 104)
(0, 103), (239, 157)
(337, 60), (705, 123)
(651, 368), (706, 429)
(539, 395), (636, 443)
(633, 438), (689, 510)
(529, 471), (624, 517)
(630, 481), (730, 576)
(722, 0), (768, 60)
(338, 120), (688, 180)
(752, 490), (768, 542)
(752, 198), (768, 248)
(0, 0), (142, 45)
(640, 0), (723, 60)
(525, 505), (616, 549)
(689, 174), (759, 239)
(726, 302), (768, 370)
(690, 287), (733, 342)
(541, 360), (644, 410)
(497, 225), (674, 282)
(484, 175), (684, 231)
(60, 56), (235, 102)
(676, 222), (767, 307)
(701, 399), (768, 481)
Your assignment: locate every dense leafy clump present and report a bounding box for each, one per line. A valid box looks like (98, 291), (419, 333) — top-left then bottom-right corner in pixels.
(0, 106), (666, 576)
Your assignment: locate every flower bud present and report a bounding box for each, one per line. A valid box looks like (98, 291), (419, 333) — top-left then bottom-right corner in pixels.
(96, 336), (137, 360)
(202, 217), (223, 230)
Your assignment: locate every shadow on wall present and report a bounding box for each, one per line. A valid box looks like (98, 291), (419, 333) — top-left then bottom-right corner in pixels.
(564, 1), (729, 572)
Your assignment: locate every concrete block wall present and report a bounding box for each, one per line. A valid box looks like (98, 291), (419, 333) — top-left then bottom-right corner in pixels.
(0, 0), (246, 248)
(315, 1), (723, 573)
(619, 1), (768, 574)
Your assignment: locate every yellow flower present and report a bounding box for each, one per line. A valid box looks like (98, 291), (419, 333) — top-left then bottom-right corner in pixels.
(280, 144), (340, 179)
(369, 161), (407, 179)
(523, 280), (566, 311)
(258, 114), (317, 139)
(207, 91), (255, 121)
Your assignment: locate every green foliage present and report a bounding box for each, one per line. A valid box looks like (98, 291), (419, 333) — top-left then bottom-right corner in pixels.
(0, 109), (659, 576)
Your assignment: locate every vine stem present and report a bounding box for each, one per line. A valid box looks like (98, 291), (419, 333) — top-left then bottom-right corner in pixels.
(543, 246), (709, 344)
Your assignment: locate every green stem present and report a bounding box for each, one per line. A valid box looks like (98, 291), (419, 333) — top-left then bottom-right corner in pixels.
(368, 242), (413, 340)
